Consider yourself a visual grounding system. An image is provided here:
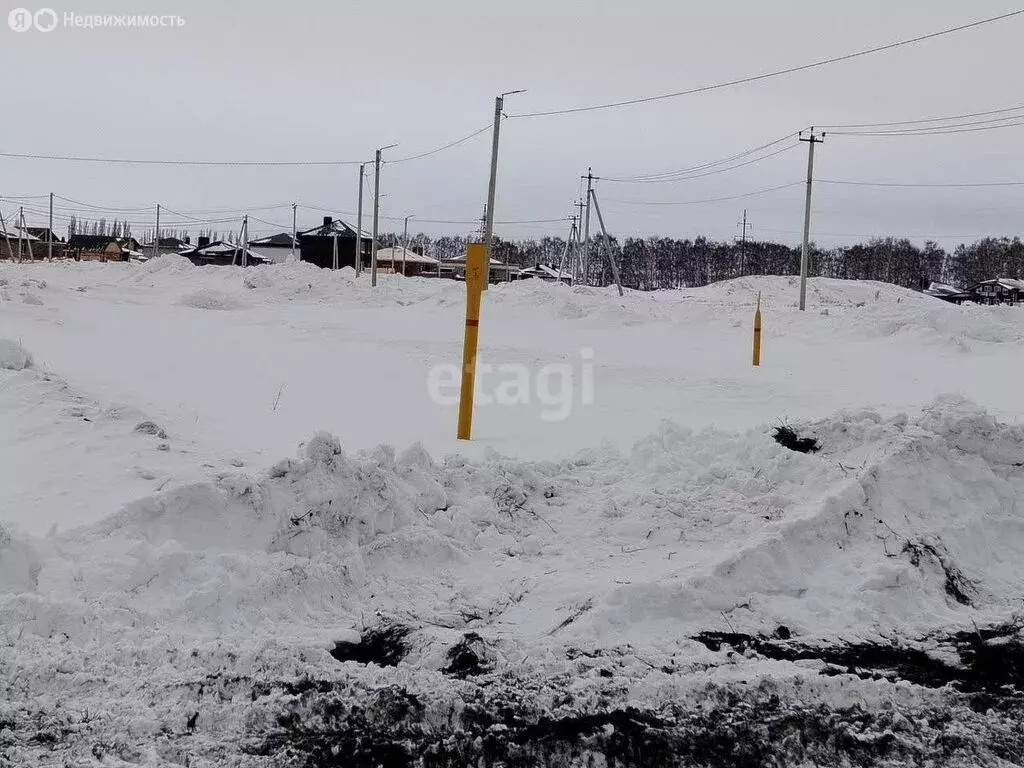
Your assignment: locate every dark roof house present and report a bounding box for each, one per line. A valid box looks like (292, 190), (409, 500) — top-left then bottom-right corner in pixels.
(249, 232), (295, 247)
(24, 227), (63, 243)
(180, 238), (268, 267)
(968, 278), (1024, 305)
(518, 264), (573, 284)
(298, 216), (370, 270)
(923, 282), (973, 305)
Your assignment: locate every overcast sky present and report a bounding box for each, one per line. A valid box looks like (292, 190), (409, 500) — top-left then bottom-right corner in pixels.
(2, 0), (1022, 249)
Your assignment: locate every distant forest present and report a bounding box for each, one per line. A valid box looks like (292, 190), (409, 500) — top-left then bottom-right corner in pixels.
(380, 232), (1024, 291)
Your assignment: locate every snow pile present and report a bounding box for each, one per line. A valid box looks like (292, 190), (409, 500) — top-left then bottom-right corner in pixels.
(4, 396), (1022, 651)
(0, 339), (32, 370)
(136, 253), (193, 277)
(177, 288), (246, 311)
(3, 396), (1024, 764)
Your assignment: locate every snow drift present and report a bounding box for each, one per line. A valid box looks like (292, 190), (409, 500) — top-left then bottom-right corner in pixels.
(2, 397), (1023, 764)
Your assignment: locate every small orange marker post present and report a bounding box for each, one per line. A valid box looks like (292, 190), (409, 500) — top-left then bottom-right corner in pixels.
(457, 244), (487, 440)
(752, 292), (762, 367)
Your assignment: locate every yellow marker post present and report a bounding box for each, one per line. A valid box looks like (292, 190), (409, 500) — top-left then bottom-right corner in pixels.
(457, 244), (487, 440)
(752, 292), (762, 367)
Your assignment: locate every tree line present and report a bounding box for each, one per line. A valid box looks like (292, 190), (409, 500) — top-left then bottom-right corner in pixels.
(383, 232), (1024, 291)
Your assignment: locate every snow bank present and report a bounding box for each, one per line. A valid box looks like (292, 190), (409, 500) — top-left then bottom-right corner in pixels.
(137, 253), (193, 276)
(3, 396), (1024, 764)
(0, 339), (32, 370)
(5, 396), (1022, 651)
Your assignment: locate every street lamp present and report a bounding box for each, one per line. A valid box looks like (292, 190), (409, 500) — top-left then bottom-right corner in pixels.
(371, 143), (398, 287)
(482, 89), (526, 289)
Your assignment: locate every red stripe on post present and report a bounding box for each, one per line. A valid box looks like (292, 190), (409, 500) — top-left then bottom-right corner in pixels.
(466, 319), (479, 327)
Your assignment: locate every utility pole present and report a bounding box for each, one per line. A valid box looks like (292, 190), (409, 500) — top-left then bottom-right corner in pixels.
(557, 214), (577, 282)
(582, 169), (594, 285)
(0, 210), (12, 261)
(798, 128), (824, 311)
(402, 215), (412, 276)
(332, 226), (339, 270)
(588, 188), (623, 296)
(737, 209), (751, 277)
(355, 164), (365, 276)
(17, 207), (24, 262)
(291, 203), (297, 262)
(371, 144), (397, 287)
(48, 193), (53, 260)
(573, 199), (585, 280)
(153, 204), (161, 261)
(241, 215), (249, 268)
(482, 89), (525, 290)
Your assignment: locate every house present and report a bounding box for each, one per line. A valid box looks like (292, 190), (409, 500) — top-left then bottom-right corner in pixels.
(441, 251), (517, 283)
(140, 236), (192, 259)
(179, 237), (268, 267)
(373, 246), (440, 277)
(923, 282), (973, 305)
(248, 232), (296, 264)
(20, 227), (66, 259)
(24, 228), (62, 244)
(298, 217), (371, 270)
(968, 278), (1024, 305)
(0, 228), (41, 260)
(517, 264), (573, 285)
(65, 235), (142, 262)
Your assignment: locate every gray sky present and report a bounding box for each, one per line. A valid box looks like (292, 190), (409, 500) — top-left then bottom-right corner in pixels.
(2, 0), (1023, 249)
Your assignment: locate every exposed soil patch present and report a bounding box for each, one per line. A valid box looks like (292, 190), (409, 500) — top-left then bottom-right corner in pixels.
(772, 425), (820, 454)
(694, 619), (1024, 695)
(329, 625), (411, 668)
(443, 632), (492, 679)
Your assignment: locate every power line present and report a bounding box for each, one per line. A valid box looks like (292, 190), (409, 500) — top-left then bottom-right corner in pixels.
(0, 152), (365, 167)
(0, 124), (491, 167)
(820, 179), (1024, 188)
(388, 125), (491, 163)
(603, 142), (800, 184)
(508, 9), (1024, 118)
(829, 115), (1024, 136)
(819, 102), (1024, 129)
(603, 181), (804, 206)
(602, 133), (800, 182)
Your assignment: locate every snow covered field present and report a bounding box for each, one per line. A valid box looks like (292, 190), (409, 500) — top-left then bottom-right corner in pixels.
(2, 259), (1024, 766)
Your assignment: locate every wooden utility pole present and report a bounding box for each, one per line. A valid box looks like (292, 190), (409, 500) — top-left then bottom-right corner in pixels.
(798, 129), (824, 310)
(22, 208), (32, 261)
(402, 215), (412, 276)
(291, 203), (297, 262)
(154, 204), (161, 261)
(557, 215), (577, 282)
(17, 207), (24, 262)
(241, 215), (249, 268)
(582, 170), (594, 285)
(0, 210), (12, 261)
(737, 209), (751, 276)
(588, 188), (623, 296)
(48, 193), (54, 260)
(355, 164), (364, 275)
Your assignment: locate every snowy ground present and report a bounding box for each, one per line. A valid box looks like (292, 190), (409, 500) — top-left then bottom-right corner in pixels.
(1, 259), (1023, 766)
